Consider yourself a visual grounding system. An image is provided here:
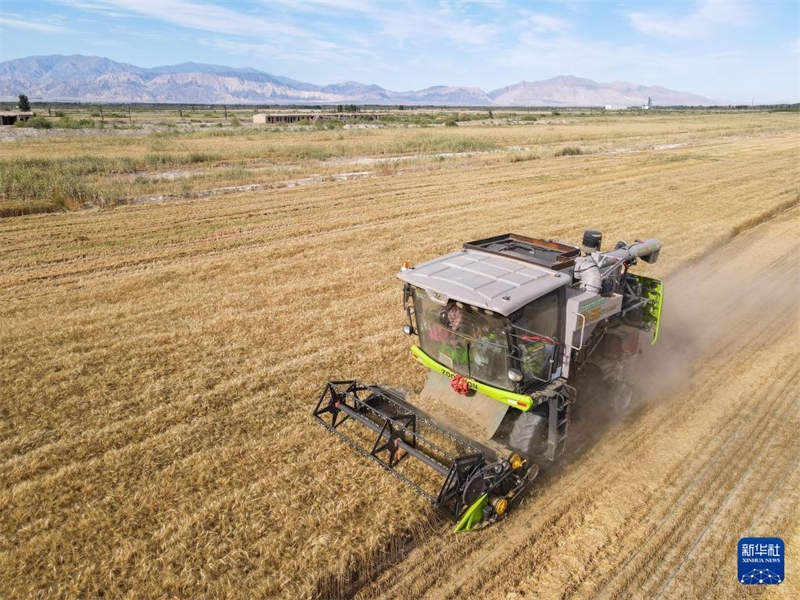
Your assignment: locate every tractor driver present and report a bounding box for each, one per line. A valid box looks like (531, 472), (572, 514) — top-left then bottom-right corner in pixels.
(471, 319), (506, 386)
(436, 303), (468, 371)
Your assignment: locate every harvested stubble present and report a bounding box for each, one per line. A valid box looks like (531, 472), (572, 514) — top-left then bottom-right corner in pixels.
(1, 112), (798, 599)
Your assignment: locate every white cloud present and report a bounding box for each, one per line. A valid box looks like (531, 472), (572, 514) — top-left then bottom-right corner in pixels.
(0, 16), (71, 34)
(629, 0), (750, 38)
(522, 12), (570, 34)
(499, 34), (640, 77)
(375, 7), (500, 48)
(198, 35), (373, 67)
(272, 0), (501, 48)
(64, 0), (319, 41)
(59, 1), (127, 19)
(60, 0), (503, 66)
(269, 0), (380, 16)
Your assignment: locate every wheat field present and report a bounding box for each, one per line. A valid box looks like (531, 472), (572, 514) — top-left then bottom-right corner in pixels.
(1, 111), (798, 598)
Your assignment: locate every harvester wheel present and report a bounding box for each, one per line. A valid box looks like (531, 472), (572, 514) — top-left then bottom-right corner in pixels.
(509, 453), (526, 470)
(612, 382), (633, 413)
(490, 496), (509, 516)
(509, 411), (547, 458)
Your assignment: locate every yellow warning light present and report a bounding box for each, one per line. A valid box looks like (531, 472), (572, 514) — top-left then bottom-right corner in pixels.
(401, 261), (410, 271)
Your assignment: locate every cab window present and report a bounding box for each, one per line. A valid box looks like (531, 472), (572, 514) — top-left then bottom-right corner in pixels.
(512, 289), (563, 383)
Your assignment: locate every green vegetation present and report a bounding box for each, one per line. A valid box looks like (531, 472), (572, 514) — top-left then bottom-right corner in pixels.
(555, 146), (583, 156)
(144, 152), (221, 167)
(56, 115), (96, 129)
(18, 94), (31, 112)
(383, 134), (496, 155)
(1, 160), (101, 213)
(15, 116), (52, 129)
(14, 115), (96, 129)
(0, 152), (222, 215)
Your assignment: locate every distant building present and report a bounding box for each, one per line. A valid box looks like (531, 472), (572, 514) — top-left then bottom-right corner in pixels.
(604, 105), (628, 111)
(642, 96), (653, 110)
(0, 111), (35, 125)
(253, 113), (382, 124)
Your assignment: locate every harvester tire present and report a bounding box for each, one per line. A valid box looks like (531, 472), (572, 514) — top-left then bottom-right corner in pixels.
(612, 382), (634, 413)
(509, 411), (547, 458)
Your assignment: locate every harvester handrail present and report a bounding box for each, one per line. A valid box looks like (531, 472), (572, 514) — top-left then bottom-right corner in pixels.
(567, 311), (587, 350)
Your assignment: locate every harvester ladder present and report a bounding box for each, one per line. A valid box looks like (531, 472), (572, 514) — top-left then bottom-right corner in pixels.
(546, 396), (570, 461)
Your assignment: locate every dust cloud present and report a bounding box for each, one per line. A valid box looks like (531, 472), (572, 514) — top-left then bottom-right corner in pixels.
(630, 216), (799, 404)
(563, 212), (800, 462)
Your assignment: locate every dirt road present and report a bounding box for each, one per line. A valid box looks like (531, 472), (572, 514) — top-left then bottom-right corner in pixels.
(353, 207), (799, 600)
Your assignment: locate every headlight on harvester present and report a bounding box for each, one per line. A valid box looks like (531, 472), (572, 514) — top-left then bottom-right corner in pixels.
(507, 369), (523, 382)
(403, 324), (415, 335)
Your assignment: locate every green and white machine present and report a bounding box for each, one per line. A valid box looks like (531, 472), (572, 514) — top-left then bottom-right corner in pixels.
(314, 231), (663, 531)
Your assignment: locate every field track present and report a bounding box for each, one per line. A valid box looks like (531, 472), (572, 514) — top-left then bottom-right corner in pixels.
(1, 114), (798, 598)
(353, 208), (800, 600)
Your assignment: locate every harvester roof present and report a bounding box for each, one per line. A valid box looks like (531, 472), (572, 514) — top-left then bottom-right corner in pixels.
(397, 248), (570, 316)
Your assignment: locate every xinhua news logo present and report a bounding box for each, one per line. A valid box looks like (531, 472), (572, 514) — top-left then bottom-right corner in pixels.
(738, 537), (784, 585)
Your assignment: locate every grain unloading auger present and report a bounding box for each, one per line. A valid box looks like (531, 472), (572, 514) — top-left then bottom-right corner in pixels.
(314, 231), (664, 532)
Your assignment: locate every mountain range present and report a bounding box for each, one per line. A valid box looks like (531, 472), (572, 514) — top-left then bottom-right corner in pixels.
(0, 55), (715, 106)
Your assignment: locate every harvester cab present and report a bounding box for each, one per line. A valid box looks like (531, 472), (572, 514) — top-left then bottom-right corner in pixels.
(314, 231), (663, 532)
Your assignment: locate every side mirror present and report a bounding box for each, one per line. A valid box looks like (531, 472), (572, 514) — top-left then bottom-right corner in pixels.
(403, 283), (412, 305)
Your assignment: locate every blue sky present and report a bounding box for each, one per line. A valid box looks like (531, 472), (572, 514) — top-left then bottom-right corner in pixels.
(1, 1), (798, 103)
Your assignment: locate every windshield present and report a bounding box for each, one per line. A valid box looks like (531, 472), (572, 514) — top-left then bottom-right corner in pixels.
(412, 289), (510, 388)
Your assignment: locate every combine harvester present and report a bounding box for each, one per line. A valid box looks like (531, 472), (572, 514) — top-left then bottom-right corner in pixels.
(314, 231), (663, 531)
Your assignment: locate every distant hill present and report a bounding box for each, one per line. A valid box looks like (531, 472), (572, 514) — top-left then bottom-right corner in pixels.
(488, 75), (713, 107)
(0, 55), (716, 106)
